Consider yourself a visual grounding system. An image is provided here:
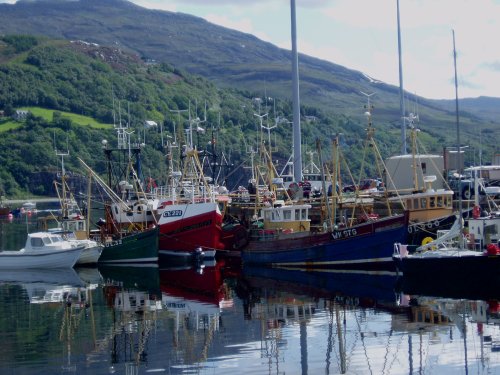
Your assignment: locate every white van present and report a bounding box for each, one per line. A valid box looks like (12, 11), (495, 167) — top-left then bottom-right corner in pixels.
(448, 165), (500, 199)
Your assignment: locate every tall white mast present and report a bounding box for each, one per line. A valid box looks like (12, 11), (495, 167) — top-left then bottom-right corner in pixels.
(396, 0), (407, 154)
(291, 0), (302, 182)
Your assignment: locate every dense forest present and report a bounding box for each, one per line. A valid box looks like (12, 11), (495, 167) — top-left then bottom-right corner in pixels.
(0, 35), (494, 197)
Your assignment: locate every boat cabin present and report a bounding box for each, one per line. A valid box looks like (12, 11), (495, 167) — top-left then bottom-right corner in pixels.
(401, 190), (454, 222)
(260, 203), (311, 232)
(23, 232), (71, 252)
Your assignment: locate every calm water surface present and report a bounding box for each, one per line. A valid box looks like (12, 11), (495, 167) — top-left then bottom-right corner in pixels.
(1, 212), (500, 374)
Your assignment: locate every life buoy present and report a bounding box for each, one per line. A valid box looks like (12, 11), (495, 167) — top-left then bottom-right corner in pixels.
(421, 236), (434, 246)
(473, 205), (480, 219)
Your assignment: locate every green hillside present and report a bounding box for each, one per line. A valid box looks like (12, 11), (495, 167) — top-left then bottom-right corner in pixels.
(0, 31), (497, 197)
(0, 0), (497, 152)
(0, 36), (335, 196)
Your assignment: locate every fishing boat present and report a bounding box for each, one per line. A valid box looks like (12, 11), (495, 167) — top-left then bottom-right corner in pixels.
(49, 228), (102, 265)
(155, 145), (222, 261)
(87, 173), (158, 264)
(0, 231), (84, 269)
(78, 113), (159, 264)
(242, 204), (408, 269)
(39, 149), (103, 265)
(239, 104), (409, 269)
(155, 123), (244, 263)
(385, 117), (457, 247)
(238, 2), (409, 269)
(384, 3), (457, 248)
(393, 32), (500, 284)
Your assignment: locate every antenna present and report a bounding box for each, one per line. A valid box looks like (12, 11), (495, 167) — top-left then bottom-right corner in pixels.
(396, 0), (407, 154)
(360, 91), (376, 120)
(54, 133), (70, 176)
(169, 108), (188, 146)
(254, 112), (268, 148)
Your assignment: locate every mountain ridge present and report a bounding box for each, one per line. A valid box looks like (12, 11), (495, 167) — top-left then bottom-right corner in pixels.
(0, 0), (498, 161)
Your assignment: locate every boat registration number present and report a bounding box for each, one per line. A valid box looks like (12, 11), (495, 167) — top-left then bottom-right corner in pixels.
(162, 209), (183, 218)
(105, 239), (123, 247)
(331, 228), (357, 240)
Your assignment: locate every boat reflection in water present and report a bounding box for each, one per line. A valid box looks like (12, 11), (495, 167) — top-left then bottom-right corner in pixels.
(237, 266), (405, 374)
(397, 269), (500, 301)
(159, 260), (236, 372)
(99, 264), (163, 374)
(0, 267), (97, 373)
(396, 294), (500, 374)
(242, 265), (400, 304)
(3, 258), (500, 373)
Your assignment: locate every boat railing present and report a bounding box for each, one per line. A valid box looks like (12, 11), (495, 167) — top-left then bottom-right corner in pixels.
(249, 228), (279, 241)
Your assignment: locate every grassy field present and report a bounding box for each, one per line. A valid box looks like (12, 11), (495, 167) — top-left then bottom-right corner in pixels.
(0, 120), (21, 132)
(19, 107), (112, 129)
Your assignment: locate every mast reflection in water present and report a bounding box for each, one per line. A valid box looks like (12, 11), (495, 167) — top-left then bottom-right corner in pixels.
(0, 248), (500, 373)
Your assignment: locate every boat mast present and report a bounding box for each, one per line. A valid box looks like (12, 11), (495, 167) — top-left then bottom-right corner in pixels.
(396, 0), (407, 154)
(291, 0), (302, 182)
(55, 138), (70, 219)
(452, 30), (464, 238)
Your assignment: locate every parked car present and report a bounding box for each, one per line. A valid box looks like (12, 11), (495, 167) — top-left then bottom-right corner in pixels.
(447, 165), (500, 200)
(342, 178), (384, 194)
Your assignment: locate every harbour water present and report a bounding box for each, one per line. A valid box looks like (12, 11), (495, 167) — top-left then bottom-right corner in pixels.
(1, 210), (500, 374)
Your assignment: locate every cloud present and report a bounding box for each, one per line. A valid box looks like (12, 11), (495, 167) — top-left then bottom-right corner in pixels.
(482, 61), (500, 72)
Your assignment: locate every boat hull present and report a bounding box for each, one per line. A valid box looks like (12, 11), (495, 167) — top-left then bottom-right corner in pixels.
(158, 202), (223, 260)
(407, 213), (457, 246)
(0, 246), (83, 269)
(76, 243), (103, 265)
(394, 252), (500, 278)
(395, 253), (500, 299)
(241, 213), (408, 270)
(98, 226), (159, 264)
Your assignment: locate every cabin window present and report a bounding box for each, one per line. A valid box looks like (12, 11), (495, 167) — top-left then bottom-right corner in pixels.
(446, 196), (452, 208)
(301, 209), (307, 220)
(429, 197), (435, 208)
(273, 211), (282, 221)
(421, 162), (427, 174)
(78, 222), (84, 231)
(420, 198), (427, 209)
(437, 196), (444, 207)
(31, 238), (44, 247)
(412, 199), (419, 209)
(284, 210), (291, 220)
(264, 211), (271, 220)
(114, 206), (119, 215)
(137, 205), (143, 213)
(42, 237), (53, 245)
(295, 210), (300, 220)
(406, 199), (412, 210)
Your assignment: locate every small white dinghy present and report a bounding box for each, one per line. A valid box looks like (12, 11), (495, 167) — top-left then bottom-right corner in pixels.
(49, 229), (103, 265)
(0, 232), (84, 269)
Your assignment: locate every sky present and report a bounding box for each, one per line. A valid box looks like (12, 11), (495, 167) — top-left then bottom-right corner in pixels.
(2, 0), (499, 99)
(129, 0), (500, 100)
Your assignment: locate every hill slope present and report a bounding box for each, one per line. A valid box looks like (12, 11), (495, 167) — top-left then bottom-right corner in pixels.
(0, 0), (498, 118)
(0, 0), (497, 169)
